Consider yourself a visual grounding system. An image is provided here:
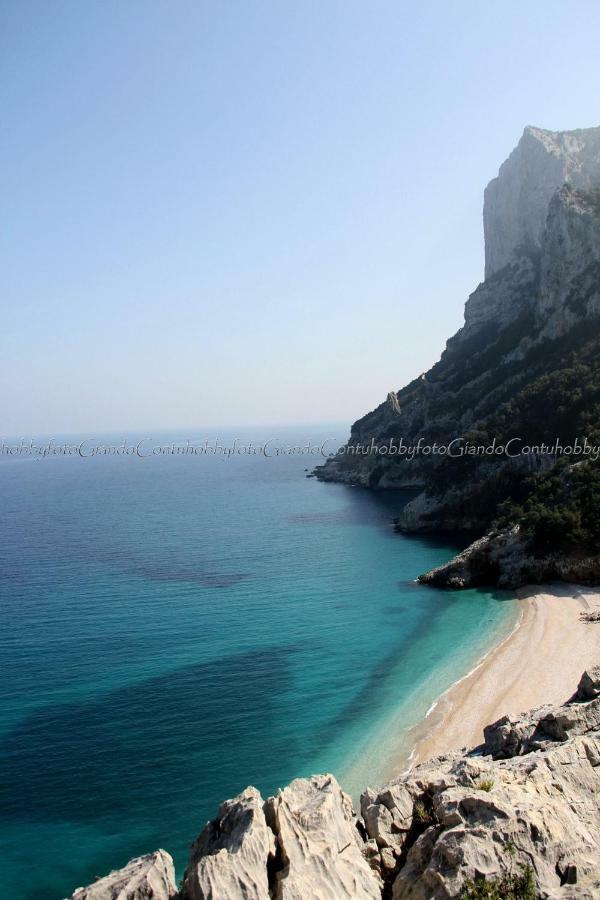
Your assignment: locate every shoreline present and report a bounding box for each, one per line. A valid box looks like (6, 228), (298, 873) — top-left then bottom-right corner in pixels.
(399, 583), (600, 770)
(341, 590), (519, 796)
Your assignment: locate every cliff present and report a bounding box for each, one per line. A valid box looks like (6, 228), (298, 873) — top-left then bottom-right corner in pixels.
(484, 126), (600, 278)
(315, 126), (600, 588)
(70, 665), (600, 899)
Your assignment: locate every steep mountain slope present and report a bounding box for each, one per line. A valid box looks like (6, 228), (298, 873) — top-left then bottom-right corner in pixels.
(316, 127), (600, 587)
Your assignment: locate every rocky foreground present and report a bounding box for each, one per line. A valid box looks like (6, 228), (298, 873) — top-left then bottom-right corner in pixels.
(71, 667), (600, 899)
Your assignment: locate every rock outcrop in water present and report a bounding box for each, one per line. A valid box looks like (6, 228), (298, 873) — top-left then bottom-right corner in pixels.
(315, 125), (600, 588)
(417, 525), (600, 590)
(70, 667), (600, 899)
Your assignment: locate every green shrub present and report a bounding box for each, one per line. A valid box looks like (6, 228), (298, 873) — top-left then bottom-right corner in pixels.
(498, 461), (600, 555)
(413, 799), (433, 825)
(461, 865), (535, 899)
(476, 778), (494, 792)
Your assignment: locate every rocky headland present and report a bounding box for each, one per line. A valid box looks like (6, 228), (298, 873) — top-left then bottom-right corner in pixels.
(316, 125), (600, 589)
(70, 664), (600, 899)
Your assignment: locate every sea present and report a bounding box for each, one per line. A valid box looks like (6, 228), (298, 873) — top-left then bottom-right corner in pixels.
(0, 425), (516, 898)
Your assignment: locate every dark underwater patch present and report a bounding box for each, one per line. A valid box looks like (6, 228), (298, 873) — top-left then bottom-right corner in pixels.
(0, 646), (297, 828)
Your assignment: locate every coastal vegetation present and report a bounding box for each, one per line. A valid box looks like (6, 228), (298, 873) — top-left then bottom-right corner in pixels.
(461, 866), (535, 900)
(430, 325), (600, 557)
(317, 125), (600, 587)
(475, 777), (494, 792)
(462, 841), (535, 899)
(497, 462), (600, 555)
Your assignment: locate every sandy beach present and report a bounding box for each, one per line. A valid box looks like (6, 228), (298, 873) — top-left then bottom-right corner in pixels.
(408, 583), (600, 766)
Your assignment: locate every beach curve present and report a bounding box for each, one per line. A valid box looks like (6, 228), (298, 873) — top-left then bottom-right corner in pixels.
(406, 583), (600, 767)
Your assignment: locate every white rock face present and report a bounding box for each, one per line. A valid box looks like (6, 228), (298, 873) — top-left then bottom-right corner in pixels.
(70, 850), (177, 900)
(316, 123), (600, 496)
(361, 682), (600, 899)
(181, 786), (275, 900)
(484, 125), (600, 277)
(577, 665), (600, 700)
(71, 671), (600, 900)
(265, 774), (382, 900)
(537, 184), (600, 337)
(390, 734), (600, 899)
(462, 255), (536, 334)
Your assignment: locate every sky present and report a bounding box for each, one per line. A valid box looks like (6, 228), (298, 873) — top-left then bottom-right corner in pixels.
(2, 0), (600, 434)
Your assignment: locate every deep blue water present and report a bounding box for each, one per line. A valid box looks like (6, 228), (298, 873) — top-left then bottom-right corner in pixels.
(0, 427), (514, 898)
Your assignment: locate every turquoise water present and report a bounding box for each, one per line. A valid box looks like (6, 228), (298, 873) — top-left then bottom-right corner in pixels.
(0, 427), (515, 898)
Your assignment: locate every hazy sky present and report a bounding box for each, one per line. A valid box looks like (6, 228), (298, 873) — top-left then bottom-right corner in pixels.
(2, 1), (600, 434)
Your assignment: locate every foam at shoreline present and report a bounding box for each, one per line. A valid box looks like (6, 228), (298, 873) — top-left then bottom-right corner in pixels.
(338, 591), (520, 796)
(339, 584), (600, 801)
(406, 584), (600, 770)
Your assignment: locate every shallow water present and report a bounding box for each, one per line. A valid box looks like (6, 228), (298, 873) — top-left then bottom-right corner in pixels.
(0, 426), (514, 897)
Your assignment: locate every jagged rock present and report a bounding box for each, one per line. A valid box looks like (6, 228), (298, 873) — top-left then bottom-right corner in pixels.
(390, 733), (600, 898)
(71, 851), (177, 900)
(72, 669), (600, 900)
(560, 884), (600, 900)
(380, 847), (398, 874)
(380, 686), (600, 897)
(417, 527), (527, 588)
(361, 797), (398, 849)
(483, 125), (600, 278)
(359, 679), (600, 897)
(576, 665), (600, 700)
(580, 610), (600, 623)
(418, 521), (600, 589)
(264, 774), (382, 899)
(483, 695), (600, 758)
(482, 708), (550, 759)
(362, 839), (384, 878)
(538, 184), (600, 338)
(462, 254), (537, 336)
(180, 786), (275, 900)
(360, 781), (419, 855)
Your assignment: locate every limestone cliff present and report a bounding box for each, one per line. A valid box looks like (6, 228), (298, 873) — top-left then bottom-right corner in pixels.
(316, 125), (600, 588)
(484, 126), (600, 278)
(69, 666), (600, 899)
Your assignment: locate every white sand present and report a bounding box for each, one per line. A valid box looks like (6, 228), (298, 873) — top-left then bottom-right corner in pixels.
(408, 584), (600, 766)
